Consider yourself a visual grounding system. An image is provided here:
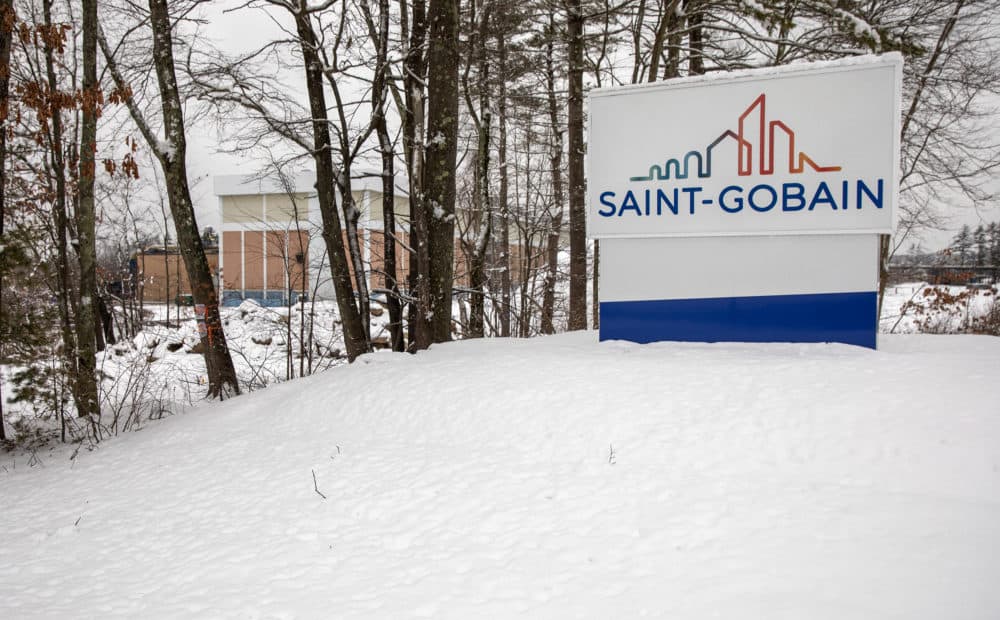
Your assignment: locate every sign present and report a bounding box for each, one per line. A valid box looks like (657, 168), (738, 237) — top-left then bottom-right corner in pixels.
(598, 234), (880, 347)
(588, 55), (902, 238)
(591, 55), (903, 349)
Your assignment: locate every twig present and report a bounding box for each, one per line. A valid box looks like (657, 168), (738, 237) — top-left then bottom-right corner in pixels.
(312, 469), (327, 500)
(890, 283), (927, 333)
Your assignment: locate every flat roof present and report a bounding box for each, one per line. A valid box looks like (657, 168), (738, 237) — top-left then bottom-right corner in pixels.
(214, 171), (409, 197)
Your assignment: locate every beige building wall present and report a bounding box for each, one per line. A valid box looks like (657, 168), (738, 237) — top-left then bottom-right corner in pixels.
(221, 195), (263, 223)
(264, 193), (311, 223)
(365, 192), (411, 223)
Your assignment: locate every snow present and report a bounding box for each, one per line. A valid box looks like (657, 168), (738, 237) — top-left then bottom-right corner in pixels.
(156, 138), (176, 161)
(880, 282), (997, 334)
(836, 8), (879, 48)
(740, 0), (766, 15)
(590, 52), (902, 98)
(91, 299), (387, 417)
(2, 332), (999, 618)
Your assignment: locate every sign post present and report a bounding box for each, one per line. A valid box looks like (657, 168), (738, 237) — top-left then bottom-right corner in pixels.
(588, 54), (902, 349)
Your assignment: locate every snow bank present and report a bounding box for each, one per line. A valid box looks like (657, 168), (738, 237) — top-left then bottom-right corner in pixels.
(2, 332), (998, 618)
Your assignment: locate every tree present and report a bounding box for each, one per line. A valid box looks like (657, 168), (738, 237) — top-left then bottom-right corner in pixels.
(974, 224), (988, 267)
(565, 0), (587, 331)
(281, 0), (372, 360)
(75, 0), (100, 426)
(359, 0), (405, 351)
(989, 221), (1000, 267)
(424, 0), (461, 343)
(186, 0), (376, 361)
(394, 0), (432, 351)
(147, 0), (241, 397)
(101, 0), (241, 397)
(460, 0), (494, 339)
(494, 5), (514, 337)
(0, 0), (13, 441)
(540, 11), (564, 335)
(952, 224), (973, 265)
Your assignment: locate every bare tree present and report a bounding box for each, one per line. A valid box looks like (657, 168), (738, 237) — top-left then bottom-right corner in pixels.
(397, 0), (432, 351)
(540, 12), (565, 335)
(565, 0), (587, 331)
(100, 1), (241, 397)
(75, 0), (99, 426)
(0, 0), (13, 441)
(360, 0), (405, 351)
(461, 0), (493, 338)
(424, 0), (461, 342)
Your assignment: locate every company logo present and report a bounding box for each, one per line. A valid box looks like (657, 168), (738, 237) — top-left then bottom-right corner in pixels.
(597, 92), (883, 219)
(629, 94), (841, 182)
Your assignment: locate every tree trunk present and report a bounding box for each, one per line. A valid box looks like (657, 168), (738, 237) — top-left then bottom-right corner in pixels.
(0, 0), (12, 442)
(161, 215), (170, 327)
(75, 0), (100, 427)
(592, 239), (599, 328)
(566, 0), (587, 331)
(147, 0), (240, 397)
(877, 233), (891, 318)
(664, 2), (682, 79)
(335, 176), (371, 346)
(686, 0), (704, 75)
(424, 0), (461, 343)
(496, 20), (511, 338)
(467, 0), (492, 339)
(648, 1), (680, 82)
(289, 1), (370, 361)
(402, 0), (431, 351)
(372, 0), (404, 351)
(97, 295), (115, 347)
(541, 16), (564, 334)
(42, 0), (79, 423)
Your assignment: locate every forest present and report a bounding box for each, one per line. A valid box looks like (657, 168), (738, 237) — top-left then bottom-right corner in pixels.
(1, 0), (999, 446)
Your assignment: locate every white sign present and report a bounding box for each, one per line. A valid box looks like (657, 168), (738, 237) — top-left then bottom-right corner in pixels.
(587, 55), (902, 238)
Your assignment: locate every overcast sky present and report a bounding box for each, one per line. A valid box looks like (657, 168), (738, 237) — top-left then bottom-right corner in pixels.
(185, 2), (1000, 252)
(183, 2), (291, 231)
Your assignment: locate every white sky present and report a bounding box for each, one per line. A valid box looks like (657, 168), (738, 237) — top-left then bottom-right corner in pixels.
(184, 1), (294, 231)
(184, 2), (1000, 252)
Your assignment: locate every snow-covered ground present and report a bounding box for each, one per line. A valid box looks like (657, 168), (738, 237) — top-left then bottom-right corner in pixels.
(2, 332), (998, 618)
(1, 299), (386, 440)
(880, 282), (997, 334)
(4, 283), (995, 442)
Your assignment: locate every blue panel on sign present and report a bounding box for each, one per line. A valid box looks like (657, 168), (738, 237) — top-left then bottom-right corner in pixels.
(600, 291), (878, 349)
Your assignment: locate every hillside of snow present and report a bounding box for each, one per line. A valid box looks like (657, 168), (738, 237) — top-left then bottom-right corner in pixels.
(2, 332), (999, 618)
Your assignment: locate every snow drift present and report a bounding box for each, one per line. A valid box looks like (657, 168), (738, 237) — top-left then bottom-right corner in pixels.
(1, 333), (998, 618)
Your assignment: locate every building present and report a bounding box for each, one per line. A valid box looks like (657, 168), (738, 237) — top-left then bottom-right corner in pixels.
(213, 173), (411, 306)
(214, 172), (544, 308)
(132, 245), (220, 303)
